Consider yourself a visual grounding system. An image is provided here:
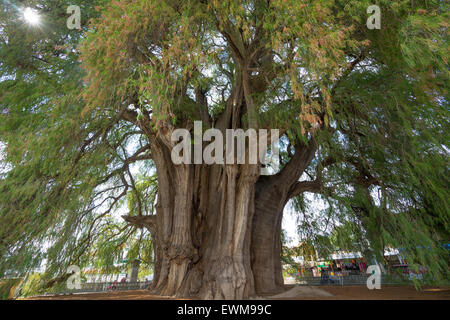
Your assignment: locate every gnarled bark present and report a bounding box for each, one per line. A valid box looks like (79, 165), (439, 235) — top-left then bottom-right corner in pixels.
(129, 119), (261, 299)
(251, 141), (317, 294)
(122, 133), (319, 299)
(119, 59), (321, 299)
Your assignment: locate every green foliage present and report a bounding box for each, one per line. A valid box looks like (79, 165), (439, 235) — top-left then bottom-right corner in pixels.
(280, 229), (299, 269)
(284, 0), (449, 284)
(0, 0), (155, 287)
(126, 174), (157, 216)
(0, 278), (22, 300)
(15, 273), (44, 298)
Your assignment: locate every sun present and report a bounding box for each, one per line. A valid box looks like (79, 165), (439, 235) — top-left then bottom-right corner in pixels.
(23, 7), (40, 26)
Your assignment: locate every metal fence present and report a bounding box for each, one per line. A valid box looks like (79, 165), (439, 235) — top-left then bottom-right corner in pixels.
(294, 273), (409, 286)
(44, 281), (151, 296)
(37, 272), (419, 297)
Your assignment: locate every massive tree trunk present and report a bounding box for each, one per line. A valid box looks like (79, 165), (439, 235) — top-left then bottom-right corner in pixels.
(251, 142), (317, 294)
(149, 144), (259, 298)
(123, 131), (318, 299)
(127, 104), (261, 299)
(251, 177), (286, 294)
(120, 64), (319, 299)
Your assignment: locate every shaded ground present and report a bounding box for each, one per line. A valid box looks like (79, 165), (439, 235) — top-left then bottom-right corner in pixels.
(25, 285), (450, 300)
(280, 285), (450, 300)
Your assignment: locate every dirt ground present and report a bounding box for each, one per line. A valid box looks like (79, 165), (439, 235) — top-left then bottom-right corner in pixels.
(25, 285), (450, 300)
(282, 285), (450, 300)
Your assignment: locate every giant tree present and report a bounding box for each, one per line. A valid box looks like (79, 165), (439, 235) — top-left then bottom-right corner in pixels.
(0, 0), (448, 299)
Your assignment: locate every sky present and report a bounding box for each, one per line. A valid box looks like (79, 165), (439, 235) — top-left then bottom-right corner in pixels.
(283, 206), (301, 246)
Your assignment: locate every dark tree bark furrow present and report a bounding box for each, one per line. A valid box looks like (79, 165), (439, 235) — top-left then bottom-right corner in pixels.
(120, 126), (317, 299)
(123, 137), (317, 299)
(123, 85), (318, 299)
(250, 142), (317, 294)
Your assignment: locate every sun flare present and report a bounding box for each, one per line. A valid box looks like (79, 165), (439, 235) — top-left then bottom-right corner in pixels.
(23, 7), (40, 26)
